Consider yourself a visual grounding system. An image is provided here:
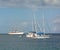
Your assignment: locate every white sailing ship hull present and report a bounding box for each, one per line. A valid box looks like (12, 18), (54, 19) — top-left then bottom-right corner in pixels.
(33, 35), (50, 39)
(8, 32), (24, 35)
(26, 33), (50, 39)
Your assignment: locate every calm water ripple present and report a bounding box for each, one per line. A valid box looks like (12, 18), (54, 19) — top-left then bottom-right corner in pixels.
(0, 34), (60, 50)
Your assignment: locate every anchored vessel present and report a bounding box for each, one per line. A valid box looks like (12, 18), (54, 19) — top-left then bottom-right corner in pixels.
(26, 12), (50, 39)
(8, 27), (24, 35)
(26, 32), (50, 39)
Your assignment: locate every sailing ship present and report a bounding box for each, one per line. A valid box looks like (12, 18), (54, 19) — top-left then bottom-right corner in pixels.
(8, 26), (24, 35)
(26, 12), (50, 39)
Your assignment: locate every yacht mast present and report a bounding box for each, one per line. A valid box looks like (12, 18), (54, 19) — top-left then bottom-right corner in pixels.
(32, 10), (37, 33)
(43, 14), (45, 35)
(32, 10), (42, 33)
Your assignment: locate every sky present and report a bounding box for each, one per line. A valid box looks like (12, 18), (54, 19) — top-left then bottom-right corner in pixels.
(0, 0), (60, 33)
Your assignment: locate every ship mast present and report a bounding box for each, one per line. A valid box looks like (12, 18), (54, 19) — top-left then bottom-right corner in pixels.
(32, 10), (37, 33)
(32, 10), (42, 34)
(43, 14), (45, 35)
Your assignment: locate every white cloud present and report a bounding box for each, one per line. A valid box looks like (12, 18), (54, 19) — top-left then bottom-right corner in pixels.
(8, 21), (29, 31)
(53, 15), (60, 24)
(52, 17), (60, 33)
(53, 19), (60, 24)
(21, 22), (28, 26)
(0, 0), (60, 8)
(44, 0), (60, 6)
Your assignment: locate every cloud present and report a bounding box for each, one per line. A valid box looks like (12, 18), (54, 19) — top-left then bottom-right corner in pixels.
(8, 21), (29, 32)
(44, 0), (60, 6)
(0, 0), (60, 8)
(52, 17), (60, 33)
(53, 15), (60, 24)
(53, 19), (60, 24)
(0, 0), (24, 8)
(21, 22), (28, 27)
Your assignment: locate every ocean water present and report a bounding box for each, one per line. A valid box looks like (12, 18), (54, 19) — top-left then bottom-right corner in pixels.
(0, 34), (60, 50)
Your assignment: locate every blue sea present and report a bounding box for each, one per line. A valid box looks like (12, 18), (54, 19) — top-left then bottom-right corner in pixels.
(0, 34), (60, 50)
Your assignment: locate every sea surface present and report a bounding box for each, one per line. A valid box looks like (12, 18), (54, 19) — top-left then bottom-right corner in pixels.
(0, 34), (60, 50)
